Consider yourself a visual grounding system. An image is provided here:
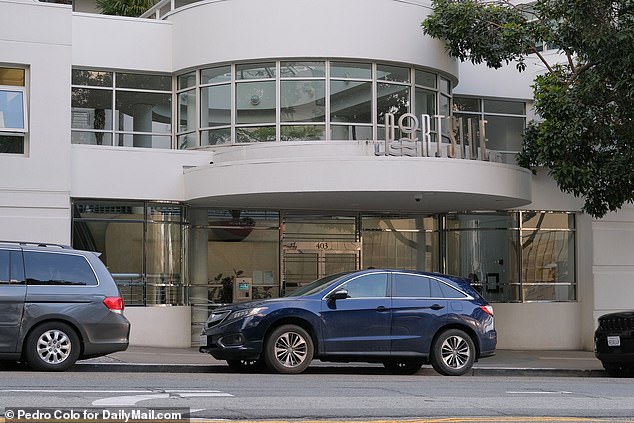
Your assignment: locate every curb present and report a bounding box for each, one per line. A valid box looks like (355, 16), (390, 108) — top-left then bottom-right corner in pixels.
(72, 363), (607, 377)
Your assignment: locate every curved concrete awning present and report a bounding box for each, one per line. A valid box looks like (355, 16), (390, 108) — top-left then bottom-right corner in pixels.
(184, 154), (532, 213)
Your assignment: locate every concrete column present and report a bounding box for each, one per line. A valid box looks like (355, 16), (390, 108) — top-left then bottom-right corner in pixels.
(189, 208), (209, 345)
(132, 103), (153, 148)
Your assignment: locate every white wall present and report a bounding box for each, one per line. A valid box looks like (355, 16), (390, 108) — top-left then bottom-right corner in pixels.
(71, 145), (212, 200)
(125, 306), (191, 347)
(493, 302), (583, 349)
(169, 0), (458, 80)
(0, 0), (73, 244)
(72, 12), (172, 72)
(592, 204), (634, 320)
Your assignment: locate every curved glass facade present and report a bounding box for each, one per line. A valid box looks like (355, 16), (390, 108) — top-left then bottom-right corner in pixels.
(177, 60), (450, 148)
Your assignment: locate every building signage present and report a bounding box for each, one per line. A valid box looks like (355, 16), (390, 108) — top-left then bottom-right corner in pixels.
(378, 113), (489, 161)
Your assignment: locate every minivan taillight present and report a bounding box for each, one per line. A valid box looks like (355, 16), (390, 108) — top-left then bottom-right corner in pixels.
(104, 296), (124, 314)
(480, 305), (494, 316)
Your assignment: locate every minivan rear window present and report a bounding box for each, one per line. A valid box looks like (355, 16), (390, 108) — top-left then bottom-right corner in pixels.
(24, 252), (98, 286)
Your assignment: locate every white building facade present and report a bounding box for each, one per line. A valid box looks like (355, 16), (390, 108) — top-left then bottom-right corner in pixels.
(1, 0), (632, 350)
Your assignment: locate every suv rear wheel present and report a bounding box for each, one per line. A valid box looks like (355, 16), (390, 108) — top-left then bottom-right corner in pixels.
(24, 322), (81, 371)
(430, 329), (475, 376)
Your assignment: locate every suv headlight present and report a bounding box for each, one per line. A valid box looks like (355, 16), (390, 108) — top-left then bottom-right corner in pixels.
(229, 307), (268, 321)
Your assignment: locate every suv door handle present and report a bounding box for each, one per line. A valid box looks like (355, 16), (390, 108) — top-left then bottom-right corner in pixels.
(376, 306), (389, 312)
(428, 304), (445, 310)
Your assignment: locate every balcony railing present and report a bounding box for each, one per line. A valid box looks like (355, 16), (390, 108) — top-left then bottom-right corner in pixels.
(140, 0), (200, 19)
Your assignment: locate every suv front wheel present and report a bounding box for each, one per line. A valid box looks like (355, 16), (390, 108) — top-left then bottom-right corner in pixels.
(264, 324), (314, 374)
(24, 322), (81, 371)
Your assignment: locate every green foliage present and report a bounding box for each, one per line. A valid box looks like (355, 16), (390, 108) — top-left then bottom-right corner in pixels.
(96, 0), (157, 16)
(423, 0), (634, 218)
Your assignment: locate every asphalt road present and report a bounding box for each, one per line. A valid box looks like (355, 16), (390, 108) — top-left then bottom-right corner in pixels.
(0, 368), (633, 422)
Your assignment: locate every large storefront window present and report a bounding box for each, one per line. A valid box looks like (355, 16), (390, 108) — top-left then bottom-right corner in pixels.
(72, 205), (576, 307)
(72, 200), (188, 305)
(0, 67), (27, 154)
(362, 216), (439, 272)
(72, 70), (172, 148)
(445, 213), (521, 302)
(521, 212), (576, 301)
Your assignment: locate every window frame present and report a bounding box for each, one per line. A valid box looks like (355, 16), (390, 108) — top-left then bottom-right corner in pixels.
(0, 66), (28, 155)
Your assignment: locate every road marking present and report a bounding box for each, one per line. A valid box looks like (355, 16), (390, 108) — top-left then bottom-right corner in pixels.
(0, 389), (156, 393)
(92, 394), (170, 406)
(92, 390), (233, 406)
(506, 391), (573, 394)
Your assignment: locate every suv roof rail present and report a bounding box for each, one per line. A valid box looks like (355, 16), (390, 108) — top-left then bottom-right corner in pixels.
(0, 240), (73, 249)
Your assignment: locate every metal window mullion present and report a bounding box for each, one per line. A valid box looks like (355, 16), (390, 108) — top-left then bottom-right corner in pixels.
(371, 63), (377, 141)
(195, 69), (201, 147)
(518, 210), (525, 302)
(171, 74), (176, 149)
(325, 60), (331, 141)
(111, 73), (117, 145)
(231, 64), (236, 144)
(276, 61), (281, 141)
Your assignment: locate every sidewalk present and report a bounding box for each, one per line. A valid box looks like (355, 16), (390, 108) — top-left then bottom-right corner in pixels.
(76, 346), (607, 377)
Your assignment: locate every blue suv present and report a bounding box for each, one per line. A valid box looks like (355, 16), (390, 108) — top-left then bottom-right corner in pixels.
(200, 269), (496, 375)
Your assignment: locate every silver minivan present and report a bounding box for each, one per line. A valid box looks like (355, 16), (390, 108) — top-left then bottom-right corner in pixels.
(0, 241), (130, 371)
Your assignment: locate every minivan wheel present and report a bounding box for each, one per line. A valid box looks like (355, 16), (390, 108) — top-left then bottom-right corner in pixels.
(263, 324), (313, 374)
(430, 329), (475, 376)
(383, 359), (424, 375)
(24, 322), (81, 372)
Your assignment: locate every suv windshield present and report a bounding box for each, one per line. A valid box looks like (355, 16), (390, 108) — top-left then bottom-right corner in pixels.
(285, 272), (351, 297)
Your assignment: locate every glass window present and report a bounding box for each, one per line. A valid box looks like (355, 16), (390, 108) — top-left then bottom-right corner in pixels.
(521, 212), (576, 301)
(377, 84), (410, 124)
(453, 96), (480, 113)
(201, 84), (231, 127)
(72, 69), (172, 149)
(201, 66), (231, 85)
(236, 81), (276, 125)
(116, 73), (171, 90)
(280, 61), (325, 78)
(415, 70), (436, 88)
(281, 80), (325, 122)
(330, 80), (371, 124)
(178, 71), (196, 90)
(116, 91), (172, 133)
(377, 65), (410, 83)
(178, 89), (196, 132)
(236, 126), (276, 143)
(415, 88), (436, 117)
(0, 90), (25, 129)
(330, 62), (371, 79)
(485, 115), (525, 151)
(1, 67), (27, 154)
(393, 273), (432, 297)
(445, 213), (520, 302)
(72, 200), (188, 305)
(236, 62), (276, 80)
(438, 282), (467, 298)
(340, 273), (388, 298)
(484, 99), (524, 115)
(0, 250), (9, 282)
(362, 216), (439, 272)
(24, 252), (98, 286)
(281, 125), (325, 141)
(202, 128), (231, 146)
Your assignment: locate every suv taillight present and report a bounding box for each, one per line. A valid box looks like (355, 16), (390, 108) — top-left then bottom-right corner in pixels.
(104, 296), (124, 314)
(480, 305), (494, 316)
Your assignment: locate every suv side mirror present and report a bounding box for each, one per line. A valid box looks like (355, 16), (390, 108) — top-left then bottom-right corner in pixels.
(328, 289), (349, 301)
